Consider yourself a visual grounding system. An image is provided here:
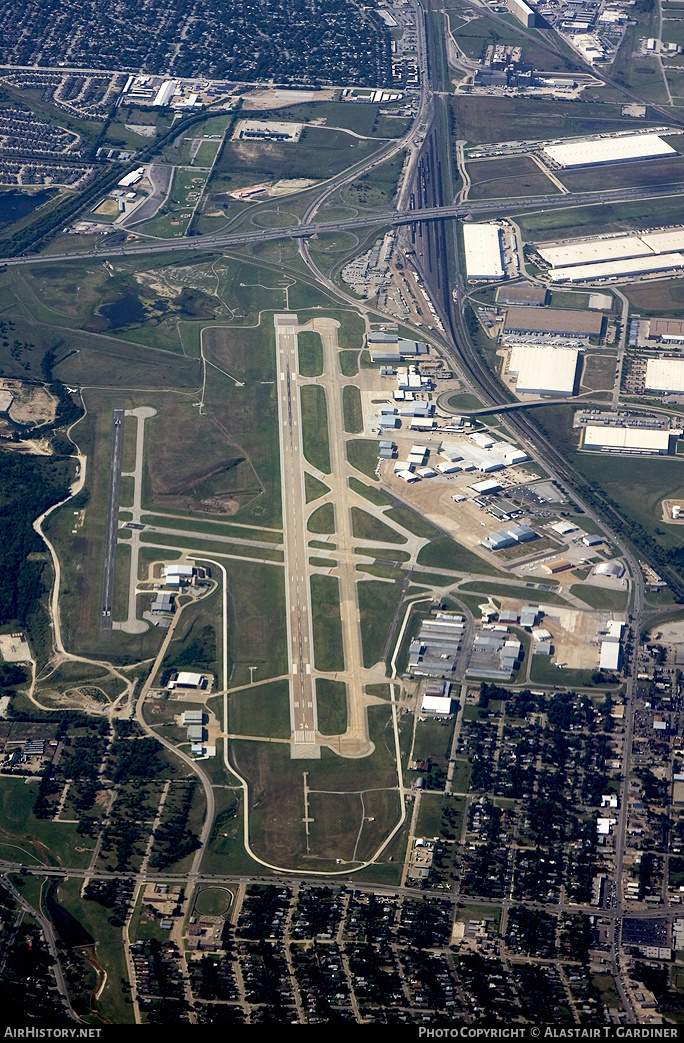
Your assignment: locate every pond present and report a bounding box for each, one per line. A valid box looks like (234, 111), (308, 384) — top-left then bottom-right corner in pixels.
(100, 293), (147, 329)
(0, 189), (56, 229)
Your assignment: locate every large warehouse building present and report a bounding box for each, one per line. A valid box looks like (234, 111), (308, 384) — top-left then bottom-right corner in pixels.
(507, 345), (580, 396)
(541, 134), (677, 168)
(548, 253), (684, 283)
(582, 425), (672, 454)
(645, 357), (684, 393)
(463, 223), (505, 281)
(504, 306), (604, 337)
(538, 227), (684, 269)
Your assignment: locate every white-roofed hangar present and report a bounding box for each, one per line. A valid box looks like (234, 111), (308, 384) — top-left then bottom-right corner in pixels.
(463, 223), (505, 281)
(646, 357), (684, 393)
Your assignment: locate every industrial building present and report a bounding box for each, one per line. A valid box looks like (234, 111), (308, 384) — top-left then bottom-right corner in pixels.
(408, 614), (465, 677)
(508, 0), (535, 27)
(420, 681), (454, 716)
(507, 344), (580, 396)
(645, 357), (684, 393)
(648, 318), (684, 341)
(582, 424), (672, 454)
(548, 253), (684, 283)
(504, 306), (604, 337)
(538, 227), (684, 269)
(462, 223), (505, 281)
(541, 134), (676, 168)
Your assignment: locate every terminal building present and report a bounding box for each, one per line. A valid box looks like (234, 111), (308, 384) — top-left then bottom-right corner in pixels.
(462, 223), (505, 281)
(507, 344), (581, 396)
(541, 134), (676, 169)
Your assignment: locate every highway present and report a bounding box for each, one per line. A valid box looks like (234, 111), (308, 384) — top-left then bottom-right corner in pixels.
(100, 407), (124, 630)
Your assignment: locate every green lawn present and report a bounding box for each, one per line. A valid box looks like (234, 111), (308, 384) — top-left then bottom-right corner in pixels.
(304, 473), (330, 503)
(417, 537), (506, 577)
(307, 502), (335, 534)
(351, 506), (407, 545)
(310, 574), (345, 671)
(342, 384), (364, 434)
(298, 330), (323, 376)
(384, 505), (441, 539)
(346, 438), (380, 480)
(358, 579), (402, 668)
(570, 584), (629, 610)
(228, 679), (291, 738)
(316, 678), (348, 735)
(339, 350), (359, 376)
(349, 476), (392, 507)
(300, 385), (331, 473)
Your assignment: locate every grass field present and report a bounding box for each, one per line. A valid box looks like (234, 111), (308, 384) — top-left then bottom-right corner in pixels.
(297, 330), (324, 376)
(216, 126), (382, 182)
(307, 502), (335, 534)
(316, 678), (348, 734)
(310, 574), (345, 671)
(358, 579), (402, 668)
(339, 349), (359, 376)
(417, 537), (505, 577)
(453, 95), (643, 146)
(300, 385), (331, 474)
(569, 584), (629, 610)
(349, 476), (393, 507)
(517, 196), (684, 242)
(139, 167), (208, 238)
(384, 505), (441, 539)
(304, 473), (330, 503)
(458, 580), (567, 606)
(467, 156), (560, 200)
(228, 679), (291, 738)
(342, 384), (364, 434)
(229, 701), (400, 868)
(351, 507), (408, 545)
(346, 439), (380, 480)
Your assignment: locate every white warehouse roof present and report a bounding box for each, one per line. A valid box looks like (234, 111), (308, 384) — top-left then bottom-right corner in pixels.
(541, 134), (677, 168)
(646, 357), (684, 393)
(548, 253), (684, 282)
(507, 345), (580, 396)
(583, 424), (671, 453)
(538, 235), (653, 269)
(463, 223), (504, 280)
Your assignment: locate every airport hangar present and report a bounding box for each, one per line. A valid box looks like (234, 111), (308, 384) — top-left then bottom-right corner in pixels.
(506, 344), (580, 396)
(540, 134), (677, 168)
(462, 222), (505, 280)
(582, 425), (673, 455)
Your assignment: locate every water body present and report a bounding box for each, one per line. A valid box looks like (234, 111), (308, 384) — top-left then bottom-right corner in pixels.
(0, 189), (56, 229)
(44, 882), (95, 948)
(100, 293), (147, 329)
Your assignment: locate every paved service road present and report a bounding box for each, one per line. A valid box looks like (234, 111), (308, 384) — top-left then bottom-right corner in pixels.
(100, 407), (124, 630)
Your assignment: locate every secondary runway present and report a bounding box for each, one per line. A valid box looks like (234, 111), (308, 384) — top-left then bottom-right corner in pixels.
(100, 407), (124, 630)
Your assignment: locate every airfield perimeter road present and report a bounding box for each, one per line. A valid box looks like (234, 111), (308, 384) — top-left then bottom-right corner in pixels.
(100, 407), (124, 631)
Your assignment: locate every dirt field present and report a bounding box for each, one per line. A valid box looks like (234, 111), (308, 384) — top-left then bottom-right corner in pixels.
(2, 380), (58, 425)
(0, 633), (30, 662)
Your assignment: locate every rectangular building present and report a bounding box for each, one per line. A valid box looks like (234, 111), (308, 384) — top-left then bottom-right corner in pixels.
(507, 345), (580, 396)
(548, 253), (684, 283)
(582, 425), (672, 454)
(508, 0), (535, 26)
(504, 306), (604, 336)
(541, 134), (676, 169)
(649, 317), (684, 341)
(646, 357), (684, 393)
(463, 223), (505, 281)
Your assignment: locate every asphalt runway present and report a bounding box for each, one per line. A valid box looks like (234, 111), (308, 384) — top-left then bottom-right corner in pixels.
(100, 407), (124, 631)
